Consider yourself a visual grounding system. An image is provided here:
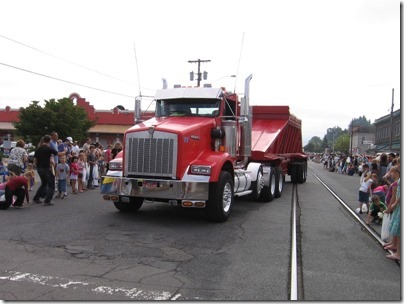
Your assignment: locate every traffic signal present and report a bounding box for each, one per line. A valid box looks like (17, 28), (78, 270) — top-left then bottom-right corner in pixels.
(203, 71), (208, 80)
(190, 71), (194, 81)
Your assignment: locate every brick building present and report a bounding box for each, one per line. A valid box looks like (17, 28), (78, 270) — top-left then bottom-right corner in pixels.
(373, 109), (401, 153)
(0, 93), (154, 147)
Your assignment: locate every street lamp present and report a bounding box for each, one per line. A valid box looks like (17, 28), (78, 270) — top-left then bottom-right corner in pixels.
(211, 74), (236, 84)
(332, 128), (335, 152)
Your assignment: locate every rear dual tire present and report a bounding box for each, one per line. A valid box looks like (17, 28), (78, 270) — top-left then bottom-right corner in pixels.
(291, 161), (307, 184)
(260, 168), (276, 202)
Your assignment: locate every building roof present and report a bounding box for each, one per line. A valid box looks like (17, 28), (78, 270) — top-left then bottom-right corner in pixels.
(374, 109), (401, 124)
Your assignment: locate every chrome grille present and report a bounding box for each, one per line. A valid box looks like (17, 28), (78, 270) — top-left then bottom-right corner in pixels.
(125, 131), (177, 177)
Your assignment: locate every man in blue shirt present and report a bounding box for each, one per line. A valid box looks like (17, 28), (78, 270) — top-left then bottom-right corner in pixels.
(50, 132), (59, 165)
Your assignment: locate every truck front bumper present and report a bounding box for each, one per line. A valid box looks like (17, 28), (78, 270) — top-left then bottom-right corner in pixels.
(101, 175), (209, 201)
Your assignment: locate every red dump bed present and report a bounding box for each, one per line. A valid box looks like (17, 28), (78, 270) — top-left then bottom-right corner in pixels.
(251, 105), (304, 161)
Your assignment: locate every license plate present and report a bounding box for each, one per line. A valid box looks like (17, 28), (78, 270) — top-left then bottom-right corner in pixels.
(143, 181), (158, 188)
(121, 196), (130, 203)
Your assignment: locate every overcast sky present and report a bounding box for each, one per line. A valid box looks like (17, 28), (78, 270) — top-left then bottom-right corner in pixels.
(0, 0), (400, 145)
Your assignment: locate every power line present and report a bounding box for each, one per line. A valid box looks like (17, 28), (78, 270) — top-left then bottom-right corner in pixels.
(0, 33), (136, 86)
(0, 62), (136, 98)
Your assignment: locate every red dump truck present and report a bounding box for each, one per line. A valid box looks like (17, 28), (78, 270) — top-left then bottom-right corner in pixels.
(101, 75), (307, 222)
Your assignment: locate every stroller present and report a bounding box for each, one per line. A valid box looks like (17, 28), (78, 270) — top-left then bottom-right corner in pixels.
(0, 160), (8, 183)
(0, 161), (9, 207)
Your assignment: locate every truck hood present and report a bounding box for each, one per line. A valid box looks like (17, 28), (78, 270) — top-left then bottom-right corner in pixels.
(127, 116), (216, 134)
(125, 116), (217, 179)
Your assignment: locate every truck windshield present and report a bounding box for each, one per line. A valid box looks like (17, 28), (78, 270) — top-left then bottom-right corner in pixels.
(155, 98), (220, 117)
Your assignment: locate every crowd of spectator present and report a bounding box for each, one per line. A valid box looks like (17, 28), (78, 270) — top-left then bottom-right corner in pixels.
(0, 133), (122, 209)
(310, 151), (401, 261)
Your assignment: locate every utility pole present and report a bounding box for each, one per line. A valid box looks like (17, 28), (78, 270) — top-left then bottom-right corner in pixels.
(188, 59), (211, 87)
(389, 88), (394, 150)
(350, 118), (353, 156)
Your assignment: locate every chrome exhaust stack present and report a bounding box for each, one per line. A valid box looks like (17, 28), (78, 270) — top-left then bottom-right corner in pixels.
(134, 96), (142, 124)
(237, 74), (253, 168)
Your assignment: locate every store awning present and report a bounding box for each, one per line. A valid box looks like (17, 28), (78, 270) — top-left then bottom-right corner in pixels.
(367, 142), (401, 153)
(89, 124), (132, 134)
(0, 122), (15, 131)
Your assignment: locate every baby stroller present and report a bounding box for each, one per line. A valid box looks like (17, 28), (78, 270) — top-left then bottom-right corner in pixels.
(0, 161), (8, 183)
(0, 162), (17, 209)
(0, 161), (8, 207)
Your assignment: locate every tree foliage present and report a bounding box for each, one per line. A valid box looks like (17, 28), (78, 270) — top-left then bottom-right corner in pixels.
(333, 131), (350, 153)
(348, 116), (372, 129)
(305, 116), (375, 153)
(304, 136), (324, 153)
(13, 98), (95, 146)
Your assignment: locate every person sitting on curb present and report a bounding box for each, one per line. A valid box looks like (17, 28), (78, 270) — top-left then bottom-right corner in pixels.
(366, 194), (387, 225)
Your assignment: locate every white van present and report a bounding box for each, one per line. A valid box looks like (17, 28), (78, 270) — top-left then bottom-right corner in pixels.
(0, 141), (17, 156)
(375, 152), (396, 162)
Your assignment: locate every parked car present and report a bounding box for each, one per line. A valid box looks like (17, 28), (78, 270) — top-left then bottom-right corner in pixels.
(0, 141), (16, 156)
(375, 152), (396, 162)
(28, 151), (35, 164)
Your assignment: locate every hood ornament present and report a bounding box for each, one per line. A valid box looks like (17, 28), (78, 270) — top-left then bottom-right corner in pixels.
(148, 126), (155, 138)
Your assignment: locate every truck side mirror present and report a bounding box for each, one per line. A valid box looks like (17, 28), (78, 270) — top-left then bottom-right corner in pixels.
(211, 128), (224, 139)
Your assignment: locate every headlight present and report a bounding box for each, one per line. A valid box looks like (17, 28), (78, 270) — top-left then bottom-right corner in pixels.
(190, 165), (211, 175)
(109, 161), (123, 170)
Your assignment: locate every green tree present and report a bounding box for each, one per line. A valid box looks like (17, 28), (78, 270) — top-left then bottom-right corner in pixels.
(13, 98), (95, 146)
(334, 131), (350, 154)
(325, 126), (343, 151)
(322, 135), (329, 151)
(348, 116), (374, 130)
(304, 136), (324, 153)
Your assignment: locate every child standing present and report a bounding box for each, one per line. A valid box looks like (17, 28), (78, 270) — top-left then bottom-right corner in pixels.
(69, 156), (79, 194)
(86, 145), (96, 190)
(359, 164), (370, 184)
(78, 152), (87, 192)
(55, 156), (70, 199)
(358, 173), (378, 214)
(25, 163), (35, 191)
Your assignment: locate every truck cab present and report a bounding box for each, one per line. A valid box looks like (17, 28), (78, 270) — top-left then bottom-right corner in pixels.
(101, 75), (307, 222)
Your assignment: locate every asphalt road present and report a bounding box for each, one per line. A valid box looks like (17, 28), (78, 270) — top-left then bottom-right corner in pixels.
(301, 162), (400, 301)
(0, 163), (400, 300)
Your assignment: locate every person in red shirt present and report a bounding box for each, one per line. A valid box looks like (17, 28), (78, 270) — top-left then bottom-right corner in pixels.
(3, 172), (32, 209)
(105, 144), (112, 171)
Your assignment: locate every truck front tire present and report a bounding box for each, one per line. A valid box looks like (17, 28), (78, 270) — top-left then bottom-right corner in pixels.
(206, 171), (234, 222)
(113, 197), (144, 212)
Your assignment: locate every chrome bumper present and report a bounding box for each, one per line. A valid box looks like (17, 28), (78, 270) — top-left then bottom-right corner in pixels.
(101, 175), (209, 200)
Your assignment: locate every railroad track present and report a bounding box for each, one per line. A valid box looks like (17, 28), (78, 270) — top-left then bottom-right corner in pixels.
(289, 166), (399, 300)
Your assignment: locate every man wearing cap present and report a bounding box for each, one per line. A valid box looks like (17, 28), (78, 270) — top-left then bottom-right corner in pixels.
(71, 140), (80, 155)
